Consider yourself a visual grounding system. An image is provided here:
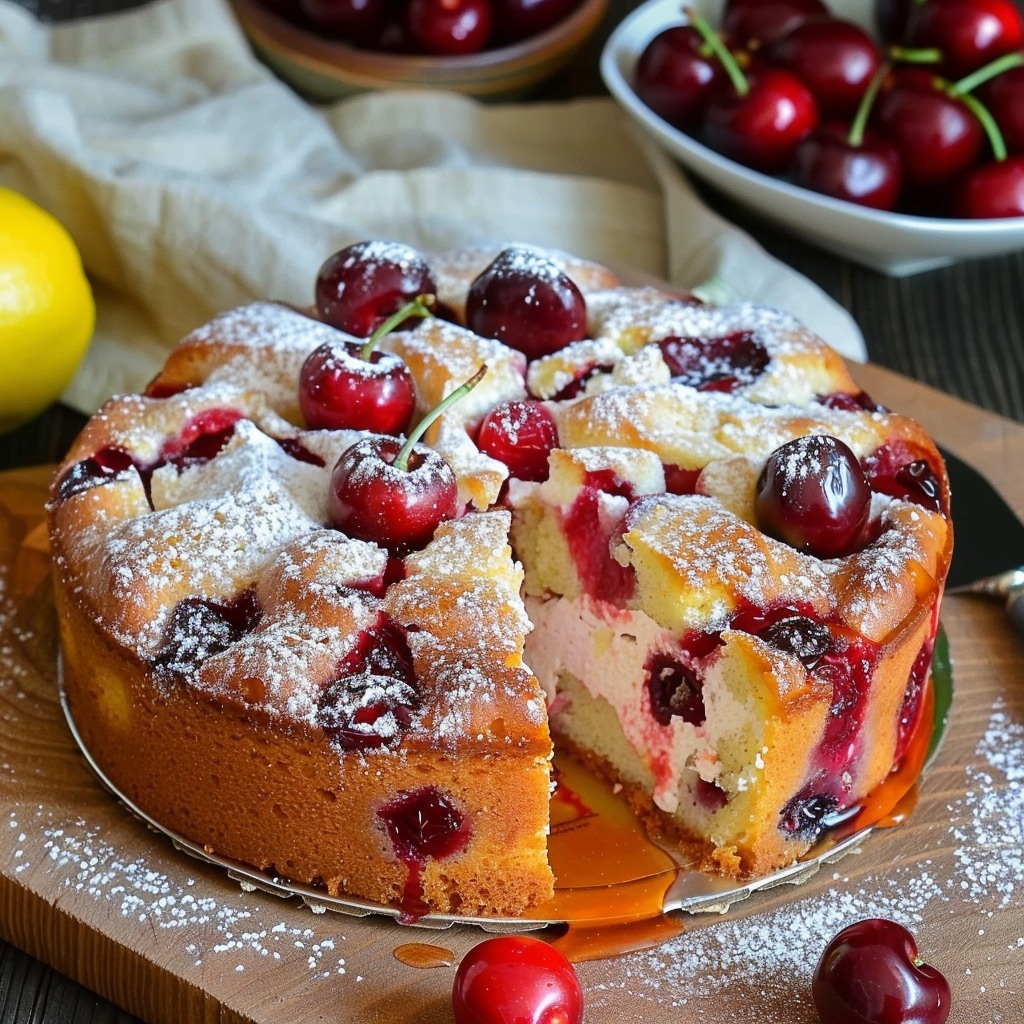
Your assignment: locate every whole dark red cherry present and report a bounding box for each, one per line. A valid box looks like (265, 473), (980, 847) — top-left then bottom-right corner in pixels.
(492, 0), (579, 44)
(465, 247), (587, 361)
(633, 25), (725, 129)
(791, 119), (904, 210)
(755, 434), (871, 559)
(702, 62), (819, 173)
(452, 935), (584, 1024)
(328, 366), (485, 552)
(905, 0), (1024, 78)
(767, 17), (882, 118)
(872, 68), (984, 187)
(722, 0), (828, 49)
(406, 0), (493, 54)
(476, 400), (559, 482)
(813, 919), (952, 1024)
(981, 64), (1024, 154)
(951, 156), (1024, 217)
(299, 0), (390, 43)
(316, 241), (437, 338)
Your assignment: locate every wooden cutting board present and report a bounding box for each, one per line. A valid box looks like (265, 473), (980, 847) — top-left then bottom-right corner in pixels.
(1, 363), (1022, 1024)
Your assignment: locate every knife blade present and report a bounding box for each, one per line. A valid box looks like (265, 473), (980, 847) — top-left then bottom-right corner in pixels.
(940, 446), (1024, 634)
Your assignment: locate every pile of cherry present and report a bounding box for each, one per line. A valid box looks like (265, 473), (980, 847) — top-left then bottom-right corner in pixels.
(256, 0), (582, 56)
(634, 0), (1024, 217)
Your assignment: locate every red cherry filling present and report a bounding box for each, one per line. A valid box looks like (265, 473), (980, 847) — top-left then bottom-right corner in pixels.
(159, 408), (244, 472)
(817, 389), (886, 413)
(646, 651), (705, 727)
(55, 446), (139, 502)
(561, 469), (637, 603)
(152, 589), (262, 677)
(452, 935), (584, 1024)
(895, 637), (935, 764)
(465, 247), (587, 361)
(663, 463), (703, 495)
(377, 786), (471, 923)
(315, 241), (437, 338)
(755, 434), (872, 558)
(779, 786), (840, 838)
(544, 361), (614, 401)
(475, 400), (559, 482)
(862, 441), (945, 514)
(813, 919), (952, 1024)
(317, 614), (419, 750)
(658, 330), (770, 392)
(758, 614), (832, 668)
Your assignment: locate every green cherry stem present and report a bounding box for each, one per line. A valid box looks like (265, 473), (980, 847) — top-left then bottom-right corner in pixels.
(848, 63), (890, 148)
(684, 5), (748, 97)
(952, 50), (1024, 95)
(955, 88), (1008, 161)
(393, 364), (487, 473)
(887, 45), (943, 64)
(358, 293), (435, 362)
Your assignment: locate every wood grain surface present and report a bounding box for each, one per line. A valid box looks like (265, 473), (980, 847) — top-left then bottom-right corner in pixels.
(1, 364), (1022, 1024)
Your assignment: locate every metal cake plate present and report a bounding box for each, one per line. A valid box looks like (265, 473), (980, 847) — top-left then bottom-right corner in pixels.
(57, 630), (952, 931)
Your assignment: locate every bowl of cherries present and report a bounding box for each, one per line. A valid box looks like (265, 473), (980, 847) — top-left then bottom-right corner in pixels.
(229, 0), (608, 101)
(601, 0), (1024, 276)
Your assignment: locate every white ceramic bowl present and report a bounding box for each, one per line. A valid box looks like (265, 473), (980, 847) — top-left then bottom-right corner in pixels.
(600, 0), (1024, 276)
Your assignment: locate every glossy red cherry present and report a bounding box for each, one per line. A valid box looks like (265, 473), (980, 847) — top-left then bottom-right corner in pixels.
(767, 17), (882, 118)
(872, 68), (984, 187)
(703, 62), (819, 173)
(299, 296), (431, 435)
(405, 0), (493, 54)
(452, 935), (584, 1024)
(951, 155), (1024, 216)
(791, 119), (904, 210)
(465, 247), (587, 361)
(980, 63), (1024, 154)
(722, 0), (827, 49)
(492, 0), (579, 44)
(328, 366), (485, 552)
(813, 919), (952, 1024)
(906, 0), (1024, 78)
(299, 0), (391, 43)
(476, 400), (559, 482)
(755, 434), (871, 559)
(634, 25), (726, 129)
(316, 241), (437, 338)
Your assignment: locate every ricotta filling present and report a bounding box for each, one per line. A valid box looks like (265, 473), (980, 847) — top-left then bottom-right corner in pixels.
(524, 594), (724, 814)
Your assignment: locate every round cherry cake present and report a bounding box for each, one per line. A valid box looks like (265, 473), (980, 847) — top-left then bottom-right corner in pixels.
(47, 241), (952, 921)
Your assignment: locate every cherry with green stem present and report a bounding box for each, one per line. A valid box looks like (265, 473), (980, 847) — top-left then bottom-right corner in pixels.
(686, 5), (819, 173)
(299, 295), (434, 435)
(327, 365), (487, 553)
(791, 63), (904, 210)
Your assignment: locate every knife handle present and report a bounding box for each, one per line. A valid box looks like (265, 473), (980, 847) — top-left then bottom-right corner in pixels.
(1009, 587), (1024, 637)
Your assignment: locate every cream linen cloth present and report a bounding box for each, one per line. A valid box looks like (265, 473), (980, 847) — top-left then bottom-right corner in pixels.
(0, 0), (866, 414)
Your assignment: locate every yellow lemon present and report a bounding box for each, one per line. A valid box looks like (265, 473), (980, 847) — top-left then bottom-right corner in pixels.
(0, 187), (95, 433)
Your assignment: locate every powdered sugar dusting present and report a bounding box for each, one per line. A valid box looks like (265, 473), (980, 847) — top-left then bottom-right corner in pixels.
(589, 696), (1024, 1018)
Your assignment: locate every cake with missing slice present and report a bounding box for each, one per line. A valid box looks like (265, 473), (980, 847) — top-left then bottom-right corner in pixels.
(48, 241), (951, 919)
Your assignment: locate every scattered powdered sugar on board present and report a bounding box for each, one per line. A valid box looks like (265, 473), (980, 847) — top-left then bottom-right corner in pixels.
(589, 695), (1024, 1020)
(5, 807), (351, 980)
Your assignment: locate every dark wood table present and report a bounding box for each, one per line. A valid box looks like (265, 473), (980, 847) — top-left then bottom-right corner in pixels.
(1, 2), (1022, 1023)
